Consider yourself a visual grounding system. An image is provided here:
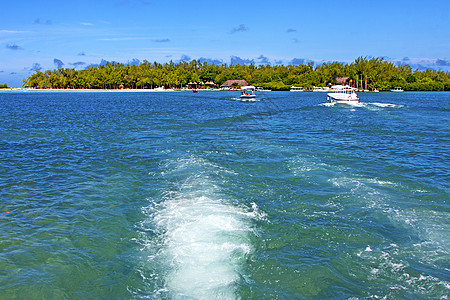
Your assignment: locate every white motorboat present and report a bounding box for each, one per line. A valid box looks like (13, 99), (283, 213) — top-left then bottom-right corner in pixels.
(240, 86), (256, 99)
(327, 85), (359, 103)
(256, 87), (271, 92)
(290, 86), (304, 92)
(390, 87), (404, 92)
(313, 86), (330, 92)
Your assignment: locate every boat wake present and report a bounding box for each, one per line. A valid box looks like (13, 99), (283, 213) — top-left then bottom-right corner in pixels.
(319, 102), (404, 109)
(329, 174), (450, 296)
(137, 156), (261, 299)
(230, 97), (259, 102)
(289, 153), (449, 297)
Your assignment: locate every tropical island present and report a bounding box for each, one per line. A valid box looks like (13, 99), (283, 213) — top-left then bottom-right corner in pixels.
(22, 57), (450, 91)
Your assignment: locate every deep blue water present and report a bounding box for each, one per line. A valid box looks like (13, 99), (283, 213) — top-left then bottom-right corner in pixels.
(0, 90), (449, 299)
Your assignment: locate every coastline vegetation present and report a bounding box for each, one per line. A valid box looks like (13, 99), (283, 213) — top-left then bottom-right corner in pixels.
(0, 83), (9, 89)
(22, 56), (450, 91)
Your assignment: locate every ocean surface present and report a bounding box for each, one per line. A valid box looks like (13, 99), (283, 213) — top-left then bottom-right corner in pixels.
(0, 90), (449, 299)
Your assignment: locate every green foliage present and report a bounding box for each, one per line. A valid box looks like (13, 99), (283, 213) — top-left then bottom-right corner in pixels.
(0, 83), (8, 89)
(22, 57), (450, 91)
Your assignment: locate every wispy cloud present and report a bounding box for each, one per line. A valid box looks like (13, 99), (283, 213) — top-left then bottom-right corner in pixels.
(81, 22), (94, 26)
(198, 57), (223, 65)
(0, 30), (29, 34)
(100, 37), (148, 41)
(70, 61), (86, 68)
(86, 59), (109, 68)
(230, 56), (254, 65)
(290, 58), (307, 65)
(286, 28), (297, 33)
(257, 55), (270, 65)
(230, 24), (248, 34)
(127, 58), (140, 65)
(180, 55), (191, 61)
(34, 18), (52, 25)
(436, 59), (450, 66)
(78, 52), (86, 56)
(54, 58), (64, 69)
(31, 63), (42, 71)
(154, 38), (170, 43)
(6, 44), (22, 50)
(388, 57), (450, 71)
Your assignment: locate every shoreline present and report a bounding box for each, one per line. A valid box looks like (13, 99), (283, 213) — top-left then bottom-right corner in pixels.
(0, 88), (222, 93)
(1, 88), (448, 93)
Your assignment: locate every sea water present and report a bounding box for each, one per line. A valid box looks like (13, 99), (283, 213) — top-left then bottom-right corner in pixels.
(0, 90), (448, 299)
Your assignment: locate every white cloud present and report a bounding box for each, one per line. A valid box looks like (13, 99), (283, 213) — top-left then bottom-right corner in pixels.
(0, 30), (30, 34)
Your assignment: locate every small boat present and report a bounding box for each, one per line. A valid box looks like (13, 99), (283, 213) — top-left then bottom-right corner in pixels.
(327, 85), (359, 103)
(290, 86), (304, 92)
(192, 89), (198, 93)
(390, 87), (404, 92)
(313, 86), (330, 92)
(240, 86), (256, 99)
(256, 87), (271, 92)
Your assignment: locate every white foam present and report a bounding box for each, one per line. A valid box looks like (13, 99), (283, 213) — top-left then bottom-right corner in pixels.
(319, 102), (336, 107)
(369, 102), (404, 108)
(145, 156), (256, 299)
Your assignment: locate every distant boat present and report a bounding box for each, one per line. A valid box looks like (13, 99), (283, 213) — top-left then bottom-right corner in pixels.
(327, 85), (359, 103)
(256, 87), (271, 92)
(240, 86), (256, 99)
(192, 89), (198, 93)
(313, 86), (330, 92)
(290, 86), (304, 92)
(390, 87), (404, 92)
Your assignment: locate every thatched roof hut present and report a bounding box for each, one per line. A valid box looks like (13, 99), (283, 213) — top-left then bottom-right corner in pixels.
(336, 77), (350, 85)
(220, 80), (248, 88)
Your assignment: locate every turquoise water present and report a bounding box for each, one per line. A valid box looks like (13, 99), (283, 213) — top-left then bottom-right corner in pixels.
(0, 91), (449, 299)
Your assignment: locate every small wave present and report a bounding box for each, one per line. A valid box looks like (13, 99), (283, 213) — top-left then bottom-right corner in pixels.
(356, 244), (450, 297)
(368, 102), (404, 108)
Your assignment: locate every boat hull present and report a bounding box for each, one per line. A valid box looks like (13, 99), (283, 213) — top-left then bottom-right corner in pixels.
(327, 92), (359, 103)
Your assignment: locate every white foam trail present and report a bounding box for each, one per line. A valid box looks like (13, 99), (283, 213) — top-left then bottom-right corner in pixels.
(149, 156), (256, 299)
(319, 102), (335, 107)
(369, 102), (404, 108)
(319, 101), (404, 109)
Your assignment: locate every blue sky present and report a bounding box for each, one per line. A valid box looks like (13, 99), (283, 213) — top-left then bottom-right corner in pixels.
(1, 0), (449, 87)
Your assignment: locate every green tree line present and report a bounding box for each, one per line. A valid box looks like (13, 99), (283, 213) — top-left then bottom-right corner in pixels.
(22, 57), (450, 91)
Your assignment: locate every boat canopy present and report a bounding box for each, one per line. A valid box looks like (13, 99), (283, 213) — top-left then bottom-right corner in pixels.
(330, 85), (355, 90)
